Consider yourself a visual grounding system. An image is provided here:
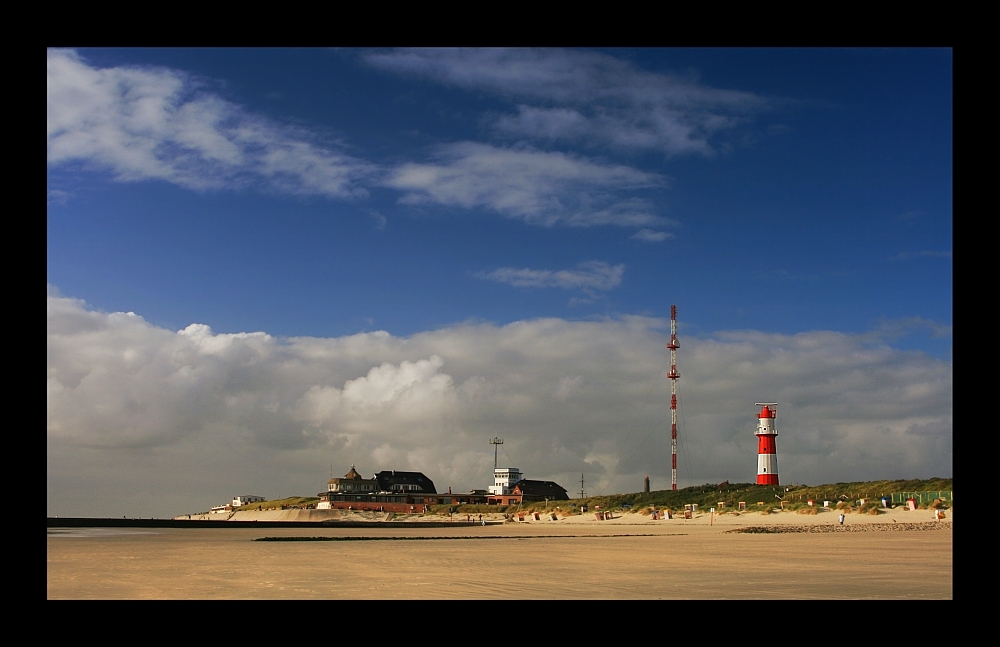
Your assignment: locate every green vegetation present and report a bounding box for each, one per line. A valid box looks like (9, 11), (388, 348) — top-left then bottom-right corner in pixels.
(431, 477), (953, 516)
(235, 496), (319, 511)
(222, 478), (952, 518)
(779, 478), (952, 503)
(858, 500), (882, 515)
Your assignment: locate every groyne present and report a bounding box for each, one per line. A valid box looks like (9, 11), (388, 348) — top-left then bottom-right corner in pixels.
(47, 517), (492, 529)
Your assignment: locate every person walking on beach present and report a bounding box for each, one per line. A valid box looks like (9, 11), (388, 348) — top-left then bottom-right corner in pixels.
(838, 513), (845, 526)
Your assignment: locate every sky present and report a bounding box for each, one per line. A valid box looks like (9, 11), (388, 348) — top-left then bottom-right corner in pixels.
(47, 48), (952, 518)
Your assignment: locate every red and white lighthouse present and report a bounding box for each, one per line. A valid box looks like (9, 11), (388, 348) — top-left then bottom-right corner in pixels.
(755, 403), (779, 485)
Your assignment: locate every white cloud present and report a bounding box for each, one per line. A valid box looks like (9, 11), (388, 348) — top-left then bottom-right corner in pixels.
(631, 228), (674, 242)
(368, 210), (387, 230)
(861, 317), (953, 342)
(48, 289), (951, 517)
(47, 50), (679, 233)
(364, 48), (769, 155)
(47, 189), (72, 206)
(556, 375), (585, 401)
(889, 250), (953, 261)
(47, 49), (375, 198)
(385, 142), (666, 227)
(476, 261), (624, 292)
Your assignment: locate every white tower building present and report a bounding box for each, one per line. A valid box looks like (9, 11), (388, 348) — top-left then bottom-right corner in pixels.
(489, 467), (523, 496)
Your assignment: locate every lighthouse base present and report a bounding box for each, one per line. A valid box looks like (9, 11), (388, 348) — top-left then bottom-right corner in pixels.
(757, 474), (779, 486)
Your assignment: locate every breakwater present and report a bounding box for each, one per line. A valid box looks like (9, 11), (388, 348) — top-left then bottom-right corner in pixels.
(47, 517), (493, 529)
(727, 521), (951, 534)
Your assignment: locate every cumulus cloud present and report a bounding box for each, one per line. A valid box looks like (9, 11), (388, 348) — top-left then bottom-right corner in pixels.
(48, 289), (951, 517)
(47, 49), (375, 198)
(385, 142), (667, 227)
(476, 261), (624, 292)
(364, 48), (770, 156)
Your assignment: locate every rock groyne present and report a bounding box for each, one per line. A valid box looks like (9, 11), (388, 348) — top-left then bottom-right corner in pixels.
(727, 521), (951, 534)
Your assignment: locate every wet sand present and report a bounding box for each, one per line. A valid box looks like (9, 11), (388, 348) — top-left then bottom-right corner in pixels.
(47, 520), (952, 599)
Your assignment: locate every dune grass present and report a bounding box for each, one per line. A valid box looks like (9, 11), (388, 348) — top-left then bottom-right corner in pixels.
(234, 496), (319, 511)
(213, 478), (952, 518)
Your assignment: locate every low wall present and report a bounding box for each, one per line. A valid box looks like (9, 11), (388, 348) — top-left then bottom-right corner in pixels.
(47, 517), (487, 529)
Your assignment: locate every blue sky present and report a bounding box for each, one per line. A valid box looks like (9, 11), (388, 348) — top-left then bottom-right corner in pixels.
(47, 49), (951, 517)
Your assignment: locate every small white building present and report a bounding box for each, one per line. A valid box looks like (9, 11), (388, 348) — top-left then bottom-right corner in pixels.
(232, 495), (265, 507)
(489, 467), (523, 496)
(210, 504), (233, 514)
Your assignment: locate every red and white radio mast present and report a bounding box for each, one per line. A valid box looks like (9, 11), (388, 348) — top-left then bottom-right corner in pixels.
(667, 305), (680, 490)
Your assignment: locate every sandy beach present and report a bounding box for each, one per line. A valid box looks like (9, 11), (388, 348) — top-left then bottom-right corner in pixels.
(48, 507), (952, 599)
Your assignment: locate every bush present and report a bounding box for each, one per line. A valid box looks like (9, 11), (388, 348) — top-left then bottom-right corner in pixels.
(858, 501), (881, 515)
(797, 507), (818, 515)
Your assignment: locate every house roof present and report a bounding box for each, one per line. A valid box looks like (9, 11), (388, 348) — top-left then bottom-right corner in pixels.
(511, 479), (569, 499)
(328, 465), (378, 485)
(374, 470), (437, 494)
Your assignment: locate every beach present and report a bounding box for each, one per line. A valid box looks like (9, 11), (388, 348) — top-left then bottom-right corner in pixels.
(47, 507), (952, 599)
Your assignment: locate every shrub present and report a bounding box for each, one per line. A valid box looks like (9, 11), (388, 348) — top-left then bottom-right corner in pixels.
(797, 507), (818, 515)
(858, 501), (881, 515)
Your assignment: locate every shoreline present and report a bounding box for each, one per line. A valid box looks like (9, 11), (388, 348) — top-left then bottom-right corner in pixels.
(49, 505), (951, 531)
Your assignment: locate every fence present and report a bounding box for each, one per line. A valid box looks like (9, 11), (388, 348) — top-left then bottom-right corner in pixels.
(891, 491), (952, 505)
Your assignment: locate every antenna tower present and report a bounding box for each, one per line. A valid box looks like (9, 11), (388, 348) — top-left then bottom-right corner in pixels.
(579, 473), (587, 499)
(490, 436), (504, 470)
(667, 305), (680, 490)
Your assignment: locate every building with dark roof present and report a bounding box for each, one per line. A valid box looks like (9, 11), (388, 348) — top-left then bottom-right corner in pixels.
(487, 478), (570, 505)
(317, 466), (485, 513)
(512, 480), (569, 500)
(374, 470), (436, 494)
